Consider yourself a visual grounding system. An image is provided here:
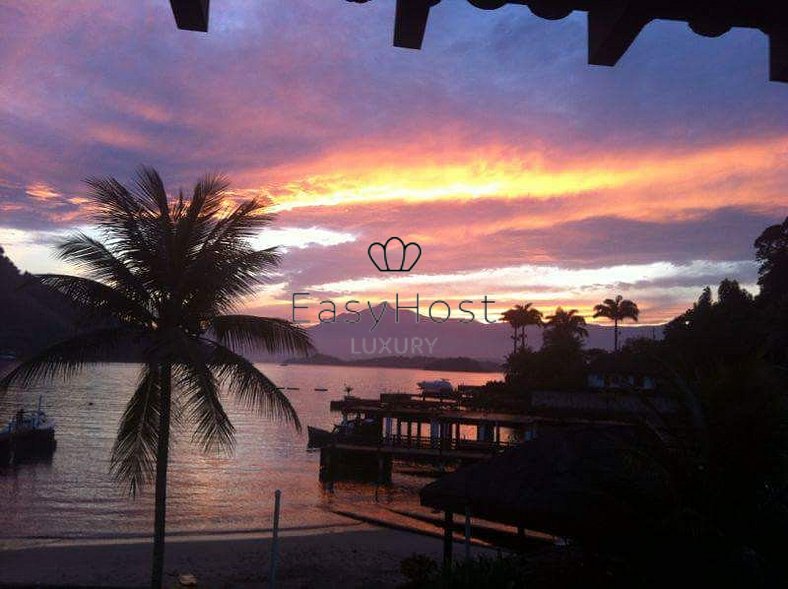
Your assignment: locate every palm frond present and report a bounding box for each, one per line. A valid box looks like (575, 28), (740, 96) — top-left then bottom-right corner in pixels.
(0, 327), (143, 392)
(205, 198), (275, 247)
(170, 173), (230, 264)
(132, 166), (172, 226)
(110, 364), (161, 497)
(182, 248), (282, 317)
(37, 274), (153, 326)
(206, 342), (301, 431)
(209, 315), (313, 356)
(173, 337), (236, 454)
(55, 233), (151, 303)
(83, 176), (164, 286)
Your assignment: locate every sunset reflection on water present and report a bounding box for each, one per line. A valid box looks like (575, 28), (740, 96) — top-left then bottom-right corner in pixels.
(0, 362), (498, 541)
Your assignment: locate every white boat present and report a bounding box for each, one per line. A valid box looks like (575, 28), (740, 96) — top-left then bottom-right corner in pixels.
(417, 379), (453, 397)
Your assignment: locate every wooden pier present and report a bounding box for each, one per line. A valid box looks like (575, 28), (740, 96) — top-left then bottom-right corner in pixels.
(320, 393), (537, 484)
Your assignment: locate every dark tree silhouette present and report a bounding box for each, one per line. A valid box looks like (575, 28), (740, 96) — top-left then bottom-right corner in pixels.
(502, 303), (543, 353)
(755, 216), (788, 303)
(663, 280), (757, 375)
(754, 217), (788, 365)
(501, 307), (522, 355)
(593, 295), (639, 352)
(0, 167), (313, 588)
(543, 307), (588, 350)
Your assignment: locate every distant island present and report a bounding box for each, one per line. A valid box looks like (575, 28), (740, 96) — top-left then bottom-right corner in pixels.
(284, 353), (502, 373)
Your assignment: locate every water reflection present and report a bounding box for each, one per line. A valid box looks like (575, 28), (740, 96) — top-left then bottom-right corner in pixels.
(0, 363), (498, 540)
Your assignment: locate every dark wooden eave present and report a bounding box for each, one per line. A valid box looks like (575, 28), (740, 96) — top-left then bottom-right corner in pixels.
(170, 0), (209, 32)
(169, 0), (788, 82)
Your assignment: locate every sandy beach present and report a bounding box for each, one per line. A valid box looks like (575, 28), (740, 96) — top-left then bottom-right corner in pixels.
(0, 523), (490, 588)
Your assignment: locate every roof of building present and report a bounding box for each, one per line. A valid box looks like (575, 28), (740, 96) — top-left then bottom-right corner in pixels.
(420, 424), (673, 540)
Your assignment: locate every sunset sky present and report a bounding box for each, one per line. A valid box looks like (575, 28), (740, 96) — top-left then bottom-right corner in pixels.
(1, 1), (786, 325)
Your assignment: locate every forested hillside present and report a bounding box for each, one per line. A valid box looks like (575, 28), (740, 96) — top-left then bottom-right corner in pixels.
(0, 245), (76, 356)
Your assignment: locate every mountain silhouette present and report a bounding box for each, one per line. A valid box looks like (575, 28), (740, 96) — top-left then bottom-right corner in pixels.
(0, 245), (78, 356)
(0, 248), (660, 362)
(303, 302), (659, 362)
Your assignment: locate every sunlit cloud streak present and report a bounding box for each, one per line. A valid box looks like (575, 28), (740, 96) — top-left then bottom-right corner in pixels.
(0, 1), (786, 325)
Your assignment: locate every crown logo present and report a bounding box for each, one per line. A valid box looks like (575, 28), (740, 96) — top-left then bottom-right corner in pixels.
(368, 237), (422, 272)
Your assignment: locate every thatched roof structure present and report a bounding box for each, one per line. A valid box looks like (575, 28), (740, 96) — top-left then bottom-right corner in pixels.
(420, 424), (673, 541)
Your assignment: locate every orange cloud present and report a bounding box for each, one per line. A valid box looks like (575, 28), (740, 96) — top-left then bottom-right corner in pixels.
(229, 134), (786, 229)
(88, 124), (155, 151)
(25, 182), (62, 201)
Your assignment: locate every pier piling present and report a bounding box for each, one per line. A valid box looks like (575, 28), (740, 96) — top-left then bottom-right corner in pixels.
(443, 510), (453, 567)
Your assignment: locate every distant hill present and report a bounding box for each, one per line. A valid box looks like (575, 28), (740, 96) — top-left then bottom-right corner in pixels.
(289, 304), (661, 363)
(285, 352), (501, 373)
(0, 245), (78, 356)
(0, 246), (662, 363)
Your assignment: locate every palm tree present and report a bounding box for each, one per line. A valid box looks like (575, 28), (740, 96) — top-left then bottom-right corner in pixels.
(543, 307), (588, 349)
(515, 303), (543, 350)
(502, 303), (543, 353)
(593, 295), (640, 352)
(0, 167), (313, 588)
(501, 307), (523, 354)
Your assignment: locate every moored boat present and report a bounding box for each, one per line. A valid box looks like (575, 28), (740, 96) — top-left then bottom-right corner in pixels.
(307, 425), (334, 448)
(0, 397), (56, 463)
(307, 416), (381, 449)
(417, 378), (453, 398)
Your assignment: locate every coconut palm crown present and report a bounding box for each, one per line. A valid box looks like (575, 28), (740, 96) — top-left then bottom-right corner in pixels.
(0, 167), (313, 587)
(593, 295), (640, 352)
(544, 307), (588, 349)
(502, 303), (543, 353)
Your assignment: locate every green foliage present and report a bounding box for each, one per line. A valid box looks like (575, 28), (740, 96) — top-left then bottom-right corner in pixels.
(662, 279), (759, 375)
(505, 345), (586, 391)
(543, 307), (588, 352)
(503, 306), (588, 391)
(755, 216), (788, 304)
(501, 302), (543, 354)
(581, 355), (788, 586)
(754, 217), (788, 365)
(593, 295), (639, 351)
(619, 336), (660, 357)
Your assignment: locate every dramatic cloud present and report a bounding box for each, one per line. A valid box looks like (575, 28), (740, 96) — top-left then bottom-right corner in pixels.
(1, 1), (785, 323)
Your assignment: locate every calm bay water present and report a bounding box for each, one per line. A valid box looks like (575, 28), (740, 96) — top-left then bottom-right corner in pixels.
(0, 362), (498, 541)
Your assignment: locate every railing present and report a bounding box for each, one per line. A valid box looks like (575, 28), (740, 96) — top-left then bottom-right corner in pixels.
(333, 433), (517, 454)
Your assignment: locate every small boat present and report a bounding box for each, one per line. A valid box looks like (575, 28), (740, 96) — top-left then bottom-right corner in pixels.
(0, 397), (56, 462)
(307, 425), (334, 449)
(314, 387), (328, 392)
(307, 417), (381, 449)
(417, 379), (453, 398)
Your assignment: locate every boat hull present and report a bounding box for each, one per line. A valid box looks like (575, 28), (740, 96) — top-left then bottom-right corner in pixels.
(307, 426), (334, 449)
(0, 427), (57, 463)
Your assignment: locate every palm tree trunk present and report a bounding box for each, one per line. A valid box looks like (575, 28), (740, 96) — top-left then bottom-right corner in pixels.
(614, 319), (619, 352)
(512, 327), (518, 355)
(151, 364), (172, 589)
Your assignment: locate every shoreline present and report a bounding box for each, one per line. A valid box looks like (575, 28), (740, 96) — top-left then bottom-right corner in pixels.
(0, 525), (488, 588)
(0, 521), (366, 552)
